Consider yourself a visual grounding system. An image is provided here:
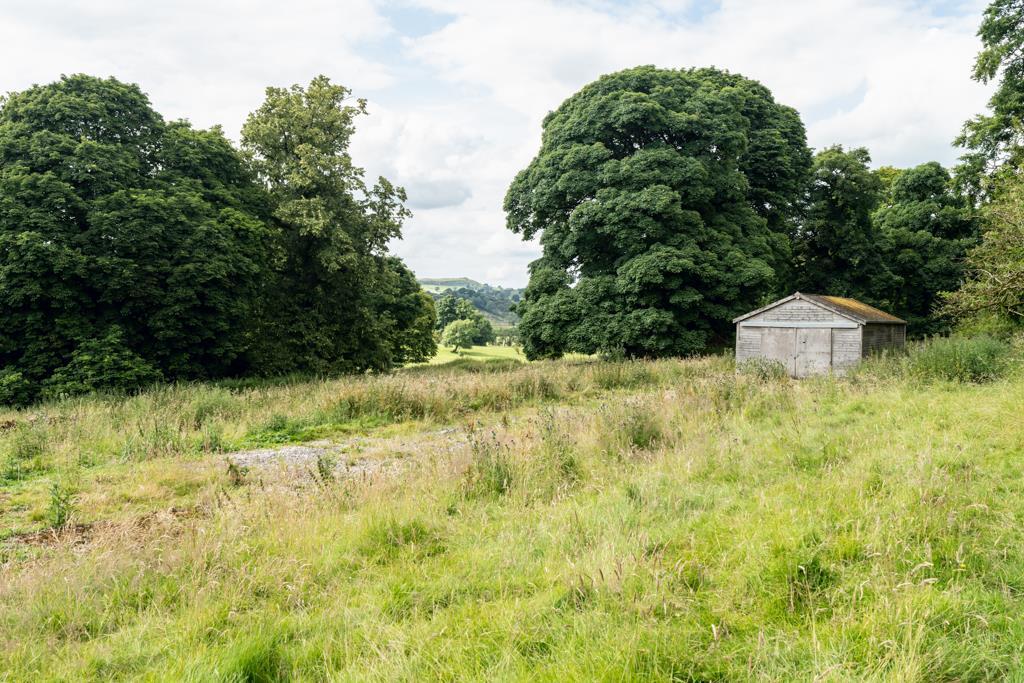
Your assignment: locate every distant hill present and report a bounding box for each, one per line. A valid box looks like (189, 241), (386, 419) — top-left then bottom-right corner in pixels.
(418, 277), (524, 327)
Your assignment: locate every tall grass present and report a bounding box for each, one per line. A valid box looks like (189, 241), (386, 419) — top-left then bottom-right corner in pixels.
(3, 351), (1024, 679)
(0, 358), (724, 486)
(857, 334), (1020, 384)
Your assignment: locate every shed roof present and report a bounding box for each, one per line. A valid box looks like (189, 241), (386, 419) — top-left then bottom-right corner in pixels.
(732, 292), (906, 325)
(801, 294), (905, 324)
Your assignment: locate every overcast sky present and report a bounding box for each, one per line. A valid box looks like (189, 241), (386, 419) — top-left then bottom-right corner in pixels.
(0, 0), (993, 287)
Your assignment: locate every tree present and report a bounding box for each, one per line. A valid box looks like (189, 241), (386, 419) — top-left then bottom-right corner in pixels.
(791, 146), (897, 306)
(435, 294), (464, 330)
(442, 319), (477, 353)
(0, 75), (273, 403)
(434, 294), (493, 344)
(241, 76), (429, 374)
(956, 0), (1024, 196)
(505, 66), (811, 359)
(873, 162), (979, 334)
(942, 177), (1024, 326)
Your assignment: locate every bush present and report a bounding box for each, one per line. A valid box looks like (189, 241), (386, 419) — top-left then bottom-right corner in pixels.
(737, 357), (788, 381)
(906, 335), (1012, 383)
(0, 370), (31, 407)
(41, 328), (164, 401)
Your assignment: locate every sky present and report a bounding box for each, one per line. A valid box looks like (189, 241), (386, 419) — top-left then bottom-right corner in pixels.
(0, 0), (994, 287)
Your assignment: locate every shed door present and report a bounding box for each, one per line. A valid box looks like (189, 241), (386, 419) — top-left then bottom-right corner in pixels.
(761, 328), (796, 376)
(795, 328), (832, 377)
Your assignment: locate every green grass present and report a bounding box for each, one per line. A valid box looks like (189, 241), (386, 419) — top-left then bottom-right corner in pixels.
(424, 344), (525, 365)
(2, 351), (1024, 680)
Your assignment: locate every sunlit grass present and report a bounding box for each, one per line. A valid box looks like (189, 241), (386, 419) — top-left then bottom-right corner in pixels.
(2, 352), (1024, 680)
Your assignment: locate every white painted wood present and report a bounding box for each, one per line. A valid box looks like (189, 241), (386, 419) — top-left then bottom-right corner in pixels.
(795, 328), (831, 377)
(739, 321), (858, 329)
(761, 327), (796, 376)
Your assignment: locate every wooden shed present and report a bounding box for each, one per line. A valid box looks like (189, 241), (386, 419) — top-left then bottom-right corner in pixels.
(733, 293), (906, 377)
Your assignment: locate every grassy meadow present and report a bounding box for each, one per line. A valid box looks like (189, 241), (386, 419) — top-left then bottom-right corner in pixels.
(2, 346), (1024, 680)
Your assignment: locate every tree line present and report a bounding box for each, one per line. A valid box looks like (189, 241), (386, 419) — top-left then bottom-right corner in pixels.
(0, 75), (436, 405)
(506, 0), (1024, 359)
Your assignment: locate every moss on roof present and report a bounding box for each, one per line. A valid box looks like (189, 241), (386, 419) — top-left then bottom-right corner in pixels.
(803, 294), (905, 324)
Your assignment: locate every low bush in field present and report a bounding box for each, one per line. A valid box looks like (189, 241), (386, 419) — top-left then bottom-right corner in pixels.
(737, 357), (788, 381)
(857, 334), (1017, 384)
(906, 335), (1014, 382)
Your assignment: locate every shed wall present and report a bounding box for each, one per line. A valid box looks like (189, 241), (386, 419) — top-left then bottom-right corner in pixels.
(735, 324), (762, 363)
(751, 299), (845, 324)
(831, 328), (862, 373)
(861, 323), (905, 355)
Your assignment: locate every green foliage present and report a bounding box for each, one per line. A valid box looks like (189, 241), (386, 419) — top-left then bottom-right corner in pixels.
(873, 162), (980, 335)
(41, 327), (163, 400)
(942, 178), (1024, 327)
(434, 295), (493, 344)
(737, 356), (788, 381)
(47, 481), (76, 529)
(441, 319), (477, 353)
(791, 146), (896, 306)
(955, 0), (1024, 196)
(241, 76), (428, 376)
(0, 74), (435, 405)
(505, 66), (811, 359)
(0, 75), (272, 403)
(905, 335), (1013, 383)
(0, 370), (31, 407)
(423, 279), (522, 327)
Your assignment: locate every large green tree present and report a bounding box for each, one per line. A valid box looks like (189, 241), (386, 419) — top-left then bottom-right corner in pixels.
(873, 162), (979, 335)
(791, 146), (897, 306)
(505, 66), (811, 359)
(0, 75), (272, 401)
(241, 76), (434, 373)
(956, 0), (1024, 196)
(942, 176), (1024, 326)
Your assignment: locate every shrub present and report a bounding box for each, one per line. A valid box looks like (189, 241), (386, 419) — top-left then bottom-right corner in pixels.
(41, 328), (163, 401)
(906, 335), (1012, 383)
(0, 370), (32, 407)
(47, 481), (76, 529)
(737, 357), (788, 381)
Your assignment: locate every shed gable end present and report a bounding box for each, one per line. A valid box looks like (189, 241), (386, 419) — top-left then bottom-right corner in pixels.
(739, 298), (857, 326)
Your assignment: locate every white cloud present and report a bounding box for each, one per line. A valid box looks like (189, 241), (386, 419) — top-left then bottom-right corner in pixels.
(0, 0), (995, 287)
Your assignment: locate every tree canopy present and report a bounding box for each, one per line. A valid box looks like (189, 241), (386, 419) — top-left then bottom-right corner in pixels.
(505, 66), (811, 359)
(942, 176), (1024, 325)
(791, 146), (897, 307)
(0, 75), (273, 401)
(241, 76), (434, 374)
(0, 74), (434, 404)
(956, 0), (1024, 195)
(874, 162), (979, 334)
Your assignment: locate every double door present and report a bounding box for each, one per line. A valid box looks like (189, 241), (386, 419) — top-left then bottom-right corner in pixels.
(761, 327), (832, 377)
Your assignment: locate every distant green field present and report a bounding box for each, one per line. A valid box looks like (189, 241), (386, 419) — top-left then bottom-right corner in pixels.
(426, 344), (524, 365)
(417, 277), (483, 293)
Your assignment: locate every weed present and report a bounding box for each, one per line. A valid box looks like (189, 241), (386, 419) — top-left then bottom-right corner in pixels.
(907, 335), (1013, 383)
(314, 452), (335, 484)
(226, 459), (249, 487)
(464, 429), (514, 497)
(48, 481), (75, 529)
(737, 357), (788, 381)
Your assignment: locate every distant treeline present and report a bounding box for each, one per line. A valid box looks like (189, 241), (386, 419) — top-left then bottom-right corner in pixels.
(0, 75), (436, 405)
(419, 278), (523, 327)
